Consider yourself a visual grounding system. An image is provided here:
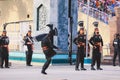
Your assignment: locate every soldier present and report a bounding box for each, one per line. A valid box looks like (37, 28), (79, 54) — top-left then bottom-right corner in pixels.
(113, 33), (120, 66)
(0, 29), (10, 68)
(89, 22), (103, 70)
(73, 21), (87, 71)
(41, 24), (59, 75)
(0, 36), (2, 67)
(24, 26), (34, 66)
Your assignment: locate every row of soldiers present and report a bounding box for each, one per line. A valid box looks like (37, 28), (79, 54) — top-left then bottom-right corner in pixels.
(0, 27), (34, 68)
(73, 21), (103, 71)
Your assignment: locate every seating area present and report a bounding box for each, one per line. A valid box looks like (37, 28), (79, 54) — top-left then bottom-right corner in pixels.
(78, 0), (120, 24)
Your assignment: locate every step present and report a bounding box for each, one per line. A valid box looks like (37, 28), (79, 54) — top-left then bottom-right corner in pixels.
(9, 52), (92, 64)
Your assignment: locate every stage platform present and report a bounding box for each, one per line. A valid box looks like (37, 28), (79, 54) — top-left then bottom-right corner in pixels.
(9, 52), (91, 64)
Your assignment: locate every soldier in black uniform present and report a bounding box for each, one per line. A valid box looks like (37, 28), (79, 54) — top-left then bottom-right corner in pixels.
(24, 26), (34, 66)
(0, 30), (10, 68)
(89, 22), (103, 70)
(73, 21), (87, 71)
(41, 24), (59, 75)
(113, 33), (120, 66)
(0, 36), (2, 66)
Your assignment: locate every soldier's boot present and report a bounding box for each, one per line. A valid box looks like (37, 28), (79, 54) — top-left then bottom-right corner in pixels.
(0, 60), (4, 68)
(75, 65), (80, 71)
(81, 63), (87, 70)
(41, 69), (47, 75)
(113, 62), (116, 66)
(0, 65), (4, 68)
(119, 63), (120, 67)
(75, 68), (80, 71)
(91, 67), (96, 70)
(97, 67), (103, 70)
(81, 68), (87, 70)
(41, 65), (47, 75)
(75, 66), (80, 71)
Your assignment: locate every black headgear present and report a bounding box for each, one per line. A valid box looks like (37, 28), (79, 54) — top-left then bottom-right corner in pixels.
(28, 25), (32, 32)
(93, 21), (98, 27)
(78, 21), (84, 27)
(46, 24), (53, 30)
(46, 24), (58, 36)
(116, 33), (119, 37)
(3, 23), (7, 32)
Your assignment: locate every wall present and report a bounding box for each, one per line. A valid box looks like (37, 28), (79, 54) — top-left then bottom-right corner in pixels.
(0, 0), (33, 51)
(109, 7), (120, 55)
(34, 0), (78, 52)
(0, 0), (33, 30)
(33, 0), (50, 34)
(57, 0), (78, 51)
(0, 0), (110, 55)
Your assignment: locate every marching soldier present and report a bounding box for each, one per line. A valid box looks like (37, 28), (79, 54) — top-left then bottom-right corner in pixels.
(24, 25), (34, 66)
(41, 24), (59, 75)
(73, 21), (87, 71)
(0, 29), (10, 68)
(113, 33), (120, 66)
(89, 22), (103, 70)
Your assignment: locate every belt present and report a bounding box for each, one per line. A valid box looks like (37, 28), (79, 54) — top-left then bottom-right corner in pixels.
(94, 43), (101, 46)
(2, 45), (8, 47)
(42, 46), (48, 51)
(78, 42), (85, 46)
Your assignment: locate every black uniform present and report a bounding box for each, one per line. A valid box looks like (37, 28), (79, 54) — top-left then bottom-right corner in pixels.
(41, 35), (58, 74)
(113, 37), (120, 66)
(0, 36), (2, 66)
(0, 35), (9, 68)
(89, 34), (103, 70)
(74, 34), (86, 70)
(24, 35), (34, 66)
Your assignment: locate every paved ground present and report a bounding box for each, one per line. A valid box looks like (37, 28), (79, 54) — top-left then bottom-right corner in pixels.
(0, 60), (120, 80)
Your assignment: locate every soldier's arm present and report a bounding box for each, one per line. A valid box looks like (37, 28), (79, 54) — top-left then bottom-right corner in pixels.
(89, 36), (94, 46)
(118, 39), (120, 48)
(5, 37), (10, 45)
(112, 39), (115, 47)
(101, 37), (103, 46)
(73, 36), (78, 45)
(7, 37), (10, 45)
(24, 36), (28, 45)
(53, 45), (59, 49)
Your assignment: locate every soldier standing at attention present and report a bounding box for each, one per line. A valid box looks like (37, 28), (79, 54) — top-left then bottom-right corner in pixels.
(24, 26), (34, 66)
(0, 28), (10, 68)
(74, 21), (87, 71)
(113, 33), (120, 66)
(0, 35), (2, 67)
(89, 22), (103, 70)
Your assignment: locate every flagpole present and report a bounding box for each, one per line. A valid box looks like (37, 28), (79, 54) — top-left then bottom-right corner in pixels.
(86, 0), (90, 58)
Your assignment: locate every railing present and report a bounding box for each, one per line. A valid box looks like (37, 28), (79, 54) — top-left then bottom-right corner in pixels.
(0, 20), (33, 52)
(78, 2), (112, 24)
